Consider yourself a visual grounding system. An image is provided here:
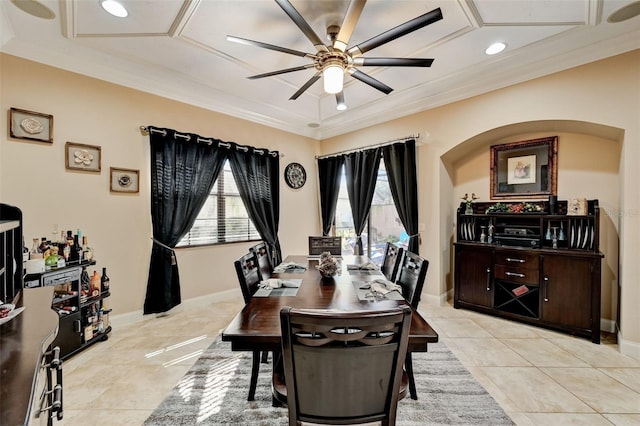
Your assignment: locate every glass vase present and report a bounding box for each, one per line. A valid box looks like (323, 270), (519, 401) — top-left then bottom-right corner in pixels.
(464, 203), (473, 215)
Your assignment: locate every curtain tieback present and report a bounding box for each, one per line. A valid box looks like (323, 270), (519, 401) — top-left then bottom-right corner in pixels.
(152, 238), (177, 265)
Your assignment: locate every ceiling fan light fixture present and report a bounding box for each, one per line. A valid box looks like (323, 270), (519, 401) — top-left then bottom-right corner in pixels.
(100, 0), (128, 18)
(323, 64), (344, 94)
(485, 42), (506, 55)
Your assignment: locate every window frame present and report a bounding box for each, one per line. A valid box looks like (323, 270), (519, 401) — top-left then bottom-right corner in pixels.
(176, 160), (261, 248)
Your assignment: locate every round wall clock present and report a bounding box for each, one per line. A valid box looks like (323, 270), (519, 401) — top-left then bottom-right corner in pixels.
(284, 162), (306, 189)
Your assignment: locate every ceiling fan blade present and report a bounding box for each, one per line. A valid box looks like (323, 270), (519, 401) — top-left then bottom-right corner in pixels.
(290, 72), (322, 100)
(275, 0), (329, 53)
(248, 64), (316, 79)
(227, 35), (314, 59)
(347, 7), (442, 57)
(353, 57), (434, 67)
(349, 69), (393, 94)
(334, 0), (367, 52)
(336, 91), (347, 110)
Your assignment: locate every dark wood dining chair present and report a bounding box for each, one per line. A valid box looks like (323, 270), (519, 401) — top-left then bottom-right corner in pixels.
(250, 241), (273, 281)
(277, 306), (412, 426)
(395, 250), (429, 400)
(380, 242), (404, 282)
(233, 251), (266, 401)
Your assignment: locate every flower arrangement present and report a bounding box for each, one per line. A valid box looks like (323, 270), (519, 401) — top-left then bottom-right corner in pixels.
(316, 251), (339, 277)
(486, 202), (543, 214)
(461, 193), (479, 205)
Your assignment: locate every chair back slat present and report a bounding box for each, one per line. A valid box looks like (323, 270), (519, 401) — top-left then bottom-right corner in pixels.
(381, 242), (404, 282)
(396, 251), (429, 309)
(280, 306), (412, 426)
(250, 242), (273, 280)
(234, 251), (261, 304)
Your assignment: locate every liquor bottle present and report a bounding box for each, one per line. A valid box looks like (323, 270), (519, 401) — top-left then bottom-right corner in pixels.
(90, 270), (101, 298)
(66, 230), (74, 248)
(82, 236), (94, 261)
(100, 267), (110, 293)
(22, 238), (29, 262)
(38, 237), (49, 253)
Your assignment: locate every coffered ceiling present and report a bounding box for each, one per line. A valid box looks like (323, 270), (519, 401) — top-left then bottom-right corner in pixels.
(1, 0), (639, 139)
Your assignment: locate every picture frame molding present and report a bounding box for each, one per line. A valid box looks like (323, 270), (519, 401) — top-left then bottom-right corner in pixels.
(65, 141), (102, 173)
(110, 167), (140, 193)
(490, 136), (558, 200)
(9, 107), (54, 143)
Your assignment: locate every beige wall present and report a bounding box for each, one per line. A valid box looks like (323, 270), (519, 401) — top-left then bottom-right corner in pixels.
(322, 50), (639, 357)
(2, 50), (638, 357)
(0, 54), (321, 317)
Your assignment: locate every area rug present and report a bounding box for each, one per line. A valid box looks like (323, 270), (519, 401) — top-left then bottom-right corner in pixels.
(144, 338), (514, 425)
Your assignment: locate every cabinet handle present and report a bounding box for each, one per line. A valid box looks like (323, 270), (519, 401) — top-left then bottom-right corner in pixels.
(486, 267), (491, 291)
(506, 257), (525, 263)
(543, 276), (549, 302)
(505, 271), (525, 278)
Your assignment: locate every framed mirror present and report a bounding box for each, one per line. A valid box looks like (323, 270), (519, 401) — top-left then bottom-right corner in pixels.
(490, 136), (558, 199)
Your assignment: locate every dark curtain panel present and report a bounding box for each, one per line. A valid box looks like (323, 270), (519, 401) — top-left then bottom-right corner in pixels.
(383, 140), (420, 254)
(144, 127), (227, 314)
(228, 146), (283, 265)
(344, 148), (382, 255)
(317, 156), (345, 236)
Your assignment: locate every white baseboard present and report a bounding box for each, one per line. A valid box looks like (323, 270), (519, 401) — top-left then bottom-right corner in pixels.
(618, 332), (640, 360)
(109, 289), (240, 329)
(600, 318), (616, 334)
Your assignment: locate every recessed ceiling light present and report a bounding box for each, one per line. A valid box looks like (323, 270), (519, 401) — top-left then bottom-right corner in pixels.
(608, 1), (640, 23)
(485, 42), (506, 55)
(100, 0), (128, 18)
(307, 123), (320, 128)
(336, 102), (347, 111)
(10, 0), (55, 19)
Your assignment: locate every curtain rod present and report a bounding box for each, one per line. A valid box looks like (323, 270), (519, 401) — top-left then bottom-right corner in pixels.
(139, 126), (279, 156)
(315, 133), (420, 160)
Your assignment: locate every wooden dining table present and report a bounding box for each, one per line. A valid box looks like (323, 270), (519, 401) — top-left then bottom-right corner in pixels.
(221, 254), (438, 355)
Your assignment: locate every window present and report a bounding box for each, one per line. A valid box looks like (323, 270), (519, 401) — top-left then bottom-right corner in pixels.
(177, 160), (260, 247)
(334, 161), (407, 263)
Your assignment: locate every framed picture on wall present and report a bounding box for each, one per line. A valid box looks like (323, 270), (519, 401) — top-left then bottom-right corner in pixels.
(110, 167), (139, 193)
(9, 107), (53, 143)
(490, 136), (557, 199)
(65, 142), (101, 172)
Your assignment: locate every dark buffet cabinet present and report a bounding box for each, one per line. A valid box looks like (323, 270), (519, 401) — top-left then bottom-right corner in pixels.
(453, 200), (603, 343)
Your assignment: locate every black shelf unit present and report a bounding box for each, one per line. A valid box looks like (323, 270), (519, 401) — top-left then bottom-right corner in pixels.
(27, 261), (111, 360)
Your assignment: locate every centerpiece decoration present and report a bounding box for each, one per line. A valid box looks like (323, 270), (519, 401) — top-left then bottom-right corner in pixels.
(316, 251), (339, 279)
(461, 193), (479, 215)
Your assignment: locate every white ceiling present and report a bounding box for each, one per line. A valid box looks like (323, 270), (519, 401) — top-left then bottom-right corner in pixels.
(1, 0), (639, 140)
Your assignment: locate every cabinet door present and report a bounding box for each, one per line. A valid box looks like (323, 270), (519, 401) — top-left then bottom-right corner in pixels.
(51, 312), (82, 358)
(455, 245), (493, 308)
(541, 255), (593, 329)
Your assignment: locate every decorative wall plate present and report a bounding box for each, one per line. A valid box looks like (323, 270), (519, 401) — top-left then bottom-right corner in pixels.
(285, 162), (306, 189)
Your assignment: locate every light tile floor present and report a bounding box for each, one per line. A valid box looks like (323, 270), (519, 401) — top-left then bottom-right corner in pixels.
(60, 297), (640, 425)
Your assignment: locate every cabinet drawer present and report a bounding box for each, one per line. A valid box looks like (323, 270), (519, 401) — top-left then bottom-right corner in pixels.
(495, 252), (539, 268)
(494, 264), (539, 285)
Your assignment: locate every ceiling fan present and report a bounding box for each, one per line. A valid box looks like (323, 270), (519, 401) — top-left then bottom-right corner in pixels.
(227, 0), (443, 109)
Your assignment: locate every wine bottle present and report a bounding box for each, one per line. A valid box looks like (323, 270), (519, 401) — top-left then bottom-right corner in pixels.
(73, 234), (83, 263)
(100, 267), (110, 293)
(80, 268), (90, 303)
